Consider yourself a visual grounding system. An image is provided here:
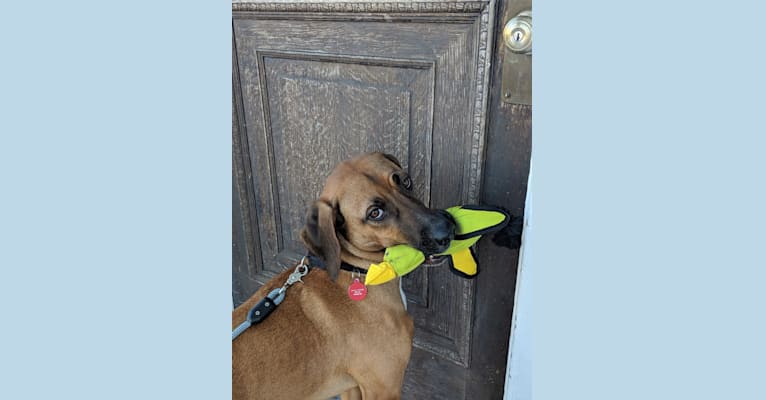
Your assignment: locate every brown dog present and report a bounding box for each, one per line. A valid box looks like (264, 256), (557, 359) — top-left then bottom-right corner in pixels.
(233, 152), (456, 400)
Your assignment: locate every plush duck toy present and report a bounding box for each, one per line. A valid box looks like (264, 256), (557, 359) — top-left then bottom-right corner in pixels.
(365, 205), (511, 286)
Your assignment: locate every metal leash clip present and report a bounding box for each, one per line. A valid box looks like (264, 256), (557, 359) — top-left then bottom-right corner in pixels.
(279, 257), (310, 294)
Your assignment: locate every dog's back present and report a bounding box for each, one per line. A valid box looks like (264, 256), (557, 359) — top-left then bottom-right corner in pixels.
(233, 268), (353, 400)
(232, 267), (413, 400)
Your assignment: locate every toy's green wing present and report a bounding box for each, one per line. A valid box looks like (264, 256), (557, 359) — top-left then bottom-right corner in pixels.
(440, 205), (510, 278)
(447, 205), (510, 239)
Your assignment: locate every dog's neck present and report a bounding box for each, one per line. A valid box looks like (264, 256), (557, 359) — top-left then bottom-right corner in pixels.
(337, 236), (385, 270)
(334, 236), (409, 312)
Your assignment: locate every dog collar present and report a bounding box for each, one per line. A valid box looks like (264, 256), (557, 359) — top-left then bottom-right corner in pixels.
(306, 254), (368, 275)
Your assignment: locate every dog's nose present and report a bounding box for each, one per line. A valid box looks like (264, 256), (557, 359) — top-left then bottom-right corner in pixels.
(436, 210), (456, 235)
(433, 233), (451, 247)
(431, 221), (453, 244)
(420, 210), (456, 253)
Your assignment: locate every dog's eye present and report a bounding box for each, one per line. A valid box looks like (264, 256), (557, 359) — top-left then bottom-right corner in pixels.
(367, 207), (386, 221)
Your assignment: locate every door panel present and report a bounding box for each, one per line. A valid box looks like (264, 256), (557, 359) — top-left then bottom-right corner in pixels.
(231, 1), (529, 398)
(252, 51), (435, 274)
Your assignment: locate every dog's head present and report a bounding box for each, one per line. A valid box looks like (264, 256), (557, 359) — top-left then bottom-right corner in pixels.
(300, 152), (456, 280)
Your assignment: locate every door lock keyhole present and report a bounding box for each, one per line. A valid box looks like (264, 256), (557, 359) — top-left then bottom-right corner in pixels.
(503, 11), (532, 54)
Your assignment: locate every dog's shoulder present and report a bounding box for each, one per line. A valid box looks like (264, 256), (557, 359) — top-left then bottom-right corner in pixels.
(232, 266), (344, 328)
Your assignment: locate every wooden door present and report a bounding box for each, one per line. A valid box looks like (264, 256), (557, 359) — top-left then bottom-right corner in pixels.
(232, 0), (531, 398)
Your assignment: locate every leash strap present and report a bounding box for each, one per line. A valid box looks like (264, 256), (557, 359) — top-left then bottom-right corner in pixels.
(231, 321), (251, 340)
(232, 262), (308, 341)
(231, 288), (285, 340)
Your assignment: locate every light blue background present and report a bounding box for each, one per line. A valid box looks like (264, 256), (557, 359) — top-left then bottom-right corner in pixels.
(0, 1), (764, 399)
(0, 1), (231, 398)
(535, 1), (766, 399)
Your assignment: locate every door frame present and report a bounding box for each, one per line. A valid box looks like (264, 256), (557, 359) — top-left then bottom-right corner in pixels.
(504, 171), (532, 400)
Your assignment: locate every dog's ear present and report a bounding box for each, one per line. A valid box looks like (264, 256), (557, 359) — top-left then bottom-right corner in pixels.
(382, 153), (402, 169)
(300, 199), (341, 281)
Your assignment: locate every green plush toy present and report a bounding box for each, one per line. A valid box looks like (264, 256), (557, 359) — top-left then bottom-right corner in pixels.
(365, 205), (510, 286)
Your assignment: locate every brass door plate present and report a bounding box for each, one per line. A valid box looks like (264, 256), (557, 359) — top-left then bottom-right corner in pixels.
(502, 51), (531, 105)
(501, 3), (532, 105)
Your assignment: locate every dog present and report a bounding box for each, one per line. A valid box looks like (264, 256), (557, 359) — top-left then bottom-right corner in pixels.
(233, 152), (456, 400)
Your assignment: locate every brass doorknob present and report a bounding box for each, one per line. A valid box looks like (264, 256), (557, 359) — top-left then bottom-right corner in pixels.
(503, 11), (532, 54)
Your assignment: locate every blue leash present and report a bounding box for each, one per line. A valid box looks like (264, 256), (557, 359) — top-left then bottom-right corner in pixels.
(231, 288), (286, 340)
(232, 262), (309, 341)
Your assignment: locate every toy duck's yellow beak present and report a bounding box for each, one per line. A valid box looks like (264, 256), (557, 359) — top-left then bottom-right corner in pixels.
(365, 245), (425, 286)
(365, 261), (397, 286)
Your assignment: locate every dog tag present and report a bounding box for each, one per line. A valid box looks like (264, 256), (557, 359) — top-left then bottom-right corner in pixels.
(348, 278), (367, 301)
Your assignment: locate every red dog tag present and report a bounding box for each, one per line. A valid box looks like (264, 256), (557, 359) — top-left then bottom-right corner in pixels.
(348, 278), (367, 301)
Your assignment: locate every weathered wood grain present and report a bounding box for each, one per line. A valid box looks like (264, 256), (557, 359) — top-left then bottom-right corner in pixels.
(233, 34), (263, 306)
(271, 75), (411, 248)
